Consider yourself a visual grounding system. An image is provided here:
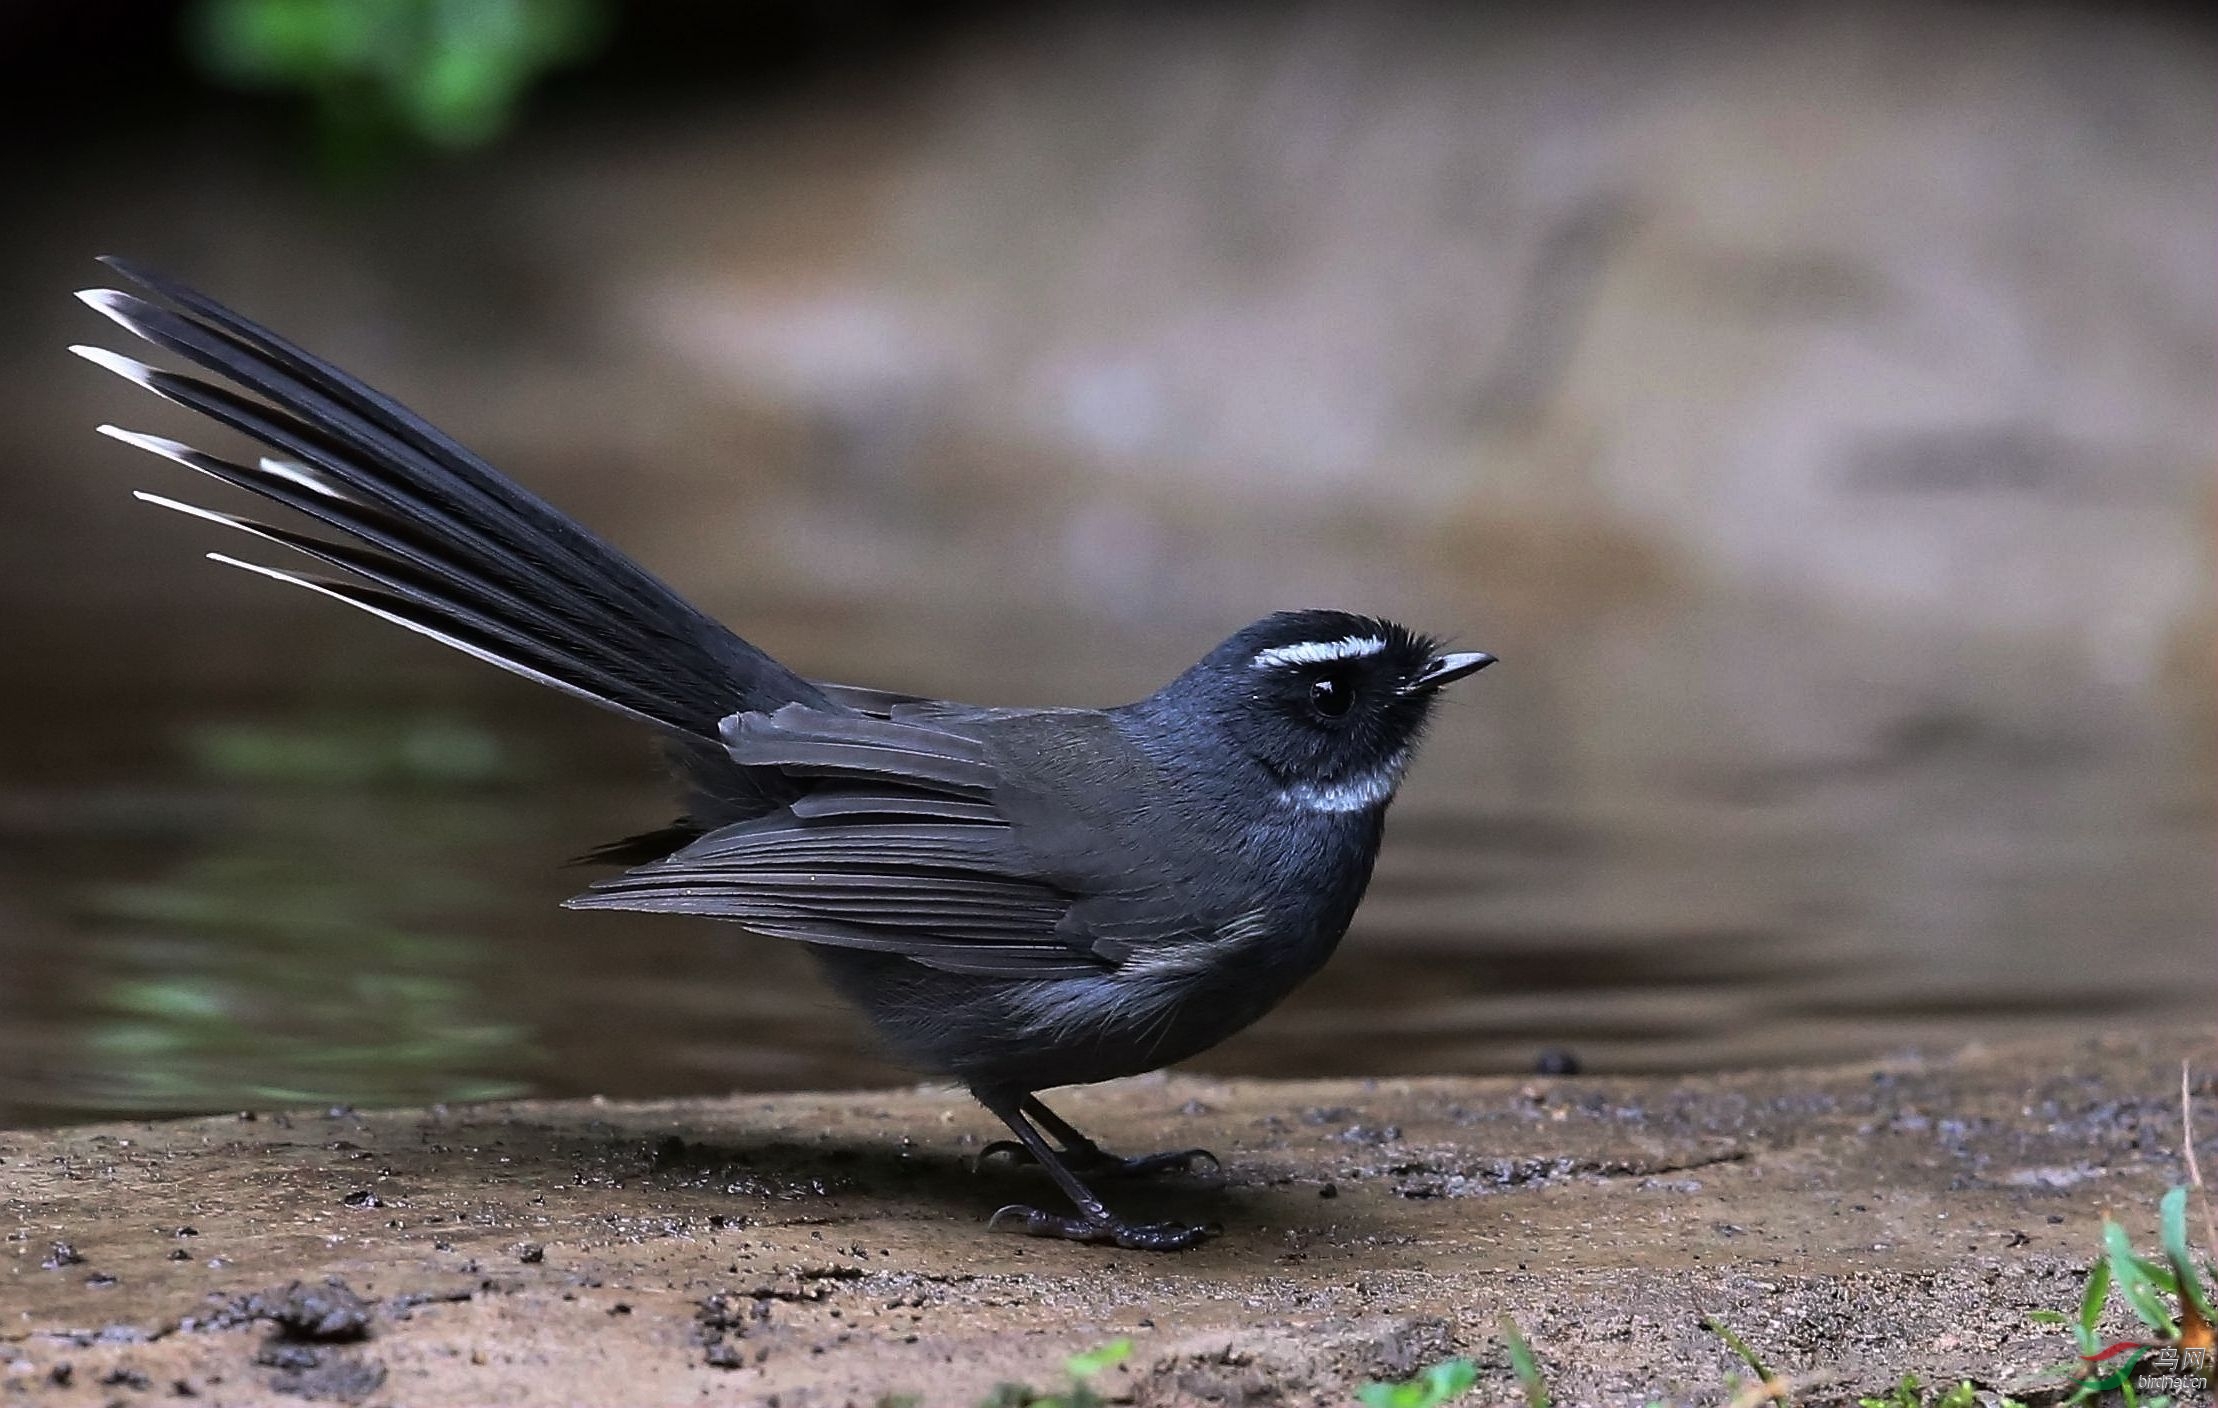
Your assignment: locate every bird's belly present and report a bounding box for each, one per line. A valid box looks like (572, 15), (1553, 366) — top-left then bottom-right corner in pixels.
(821, 912), (1346, 1091)
(1022, 964), (1300, 1083)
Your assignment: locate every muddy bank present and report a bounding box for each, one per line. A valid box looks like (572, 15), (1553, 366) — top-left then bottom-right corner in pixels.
(4, 1031), (2210, 1405)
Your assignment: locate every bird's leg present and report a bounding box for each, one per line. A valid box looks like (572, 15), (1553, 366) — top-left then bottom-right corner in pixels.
(971, 1086), (1215, 1251)
(979, 1094), (1220, 1179)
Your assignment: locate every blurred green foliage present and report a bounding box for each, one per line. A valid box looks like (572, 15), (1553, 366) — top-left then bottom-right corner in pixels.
(186, 0), (608, 161)
(1357, 1357), (1479, 1408)
(975, 1339), (1133, 1408)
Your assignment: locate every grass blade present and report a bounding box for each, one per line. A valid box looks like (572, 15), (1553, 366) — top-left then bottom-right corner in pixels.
(1501, 1317), (1549, 1408)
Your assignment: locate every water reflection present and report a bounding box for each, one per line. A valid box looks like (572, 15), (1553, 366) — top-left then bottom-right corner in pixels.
(12, 716), (542, 1119)
(0, 626), (2201, 1127)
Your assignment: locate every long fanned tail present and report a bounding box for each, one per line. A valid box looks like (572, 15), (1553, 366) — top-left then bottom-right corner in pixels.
(71, 257), (829, 741)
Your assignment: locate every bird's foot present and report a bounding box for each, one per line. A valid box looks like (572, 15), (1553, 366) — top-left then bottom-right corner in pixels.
(977, 1139), (1220, 1180)
(987, 1203), (1216, 1251)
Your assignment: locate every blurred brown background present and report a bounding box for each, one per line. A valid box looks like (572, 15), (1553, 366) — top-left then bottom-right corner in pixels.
(1, 1), (2211, 1125)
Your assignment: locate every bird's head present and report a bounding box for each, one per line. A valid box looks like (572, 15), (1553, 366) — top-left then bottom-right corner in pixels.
(1151, 609), (1493, 814)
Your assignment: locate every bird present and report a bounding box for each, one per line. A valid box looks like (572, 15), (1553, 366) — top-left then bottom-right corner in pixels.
(69, 257), (1494, 1251)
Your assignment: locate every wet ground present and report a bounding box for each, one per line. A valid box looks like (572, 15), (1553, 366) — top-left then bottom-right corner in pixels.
(1, 2), (2213, 1125)
(4, 1030), (2211, 1405)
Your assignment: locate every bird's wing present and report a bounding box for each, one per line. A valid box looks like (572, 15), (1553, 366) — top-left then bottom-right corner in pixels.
(565, 705), (1132, 977)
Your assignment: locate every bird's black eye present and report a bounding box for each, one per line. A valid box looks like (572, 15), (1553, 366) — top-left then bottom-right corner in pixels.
(1309, 673), (1354, 720)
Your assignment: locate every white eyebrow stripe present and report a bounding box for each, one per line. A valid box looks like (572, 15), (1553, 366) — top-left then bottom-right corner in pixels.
(1250, 635), (1387, 670)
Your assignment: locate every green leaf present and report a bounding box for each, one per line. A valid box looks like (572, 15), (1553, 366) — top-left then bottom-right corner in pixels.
(1357, 1357), (1480, 1408)
(1426, 1358), (1481, 1404)
(2107, 1219), (2179, 1337)
(1500, 1316), (1548, 1408)
(2079, 1254), (2114, 1350)
(2159, 1186), (2217, 1320)
(1063, 1340), (1132, 1380)
(1703, 1315), (1775, 1386)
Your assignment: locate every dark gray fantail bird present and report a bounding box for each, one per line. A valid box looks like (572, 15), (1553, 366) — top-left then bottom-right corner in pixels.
(70, 258), (1494, 1251)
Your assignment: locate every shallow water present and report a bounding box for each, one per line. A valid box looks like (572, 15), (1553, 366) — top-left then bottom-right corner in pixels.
(1, 566), (2206, 1127)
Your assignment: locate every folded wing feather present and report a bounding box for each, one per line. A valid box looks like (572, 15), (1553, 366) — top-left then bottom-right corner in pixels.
(568, 707), (1114, 977)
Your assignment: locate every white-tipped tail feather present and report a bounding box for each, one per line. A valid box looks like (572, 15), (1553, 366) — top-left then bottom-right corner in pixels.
(126, 483), (681, 733)
(100, 423), (358, 506)
(130, 488), (249, 527)
(71, 256), (831, 744)
(68, 343), (158, 388)
(74, 287), (138, 328)
(259, 455), (349, 499)
(95, 423), (194, 462)
(201, 551), (675, 732)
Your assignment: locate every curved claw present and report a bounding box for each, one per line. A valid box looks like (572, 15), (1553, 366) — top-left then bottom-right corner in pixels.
(986, 1203), (1216, 1251)
(987, 1202), (1046, 1233)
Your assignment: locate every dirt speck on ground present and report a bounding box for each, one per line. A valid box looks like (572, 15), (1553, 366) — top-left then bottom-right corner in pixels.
(2, 1031), (2210, 1405)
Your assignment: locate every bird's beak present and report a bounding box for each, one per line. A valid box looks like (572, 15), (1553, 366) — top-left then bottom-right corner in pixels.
(1404, 650), (1496, 693)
